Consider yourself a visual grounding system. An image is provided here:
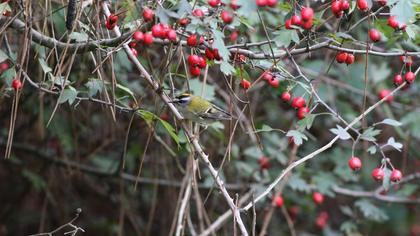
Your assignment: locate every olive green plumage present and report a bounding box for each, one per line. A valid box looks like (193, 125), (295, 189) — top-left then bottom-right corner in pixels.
(171, 93), (233, 124)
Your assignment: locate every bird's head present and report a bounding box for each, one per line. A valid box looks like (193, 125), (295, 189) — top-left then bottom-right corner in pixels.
(170, 93), (192, 107)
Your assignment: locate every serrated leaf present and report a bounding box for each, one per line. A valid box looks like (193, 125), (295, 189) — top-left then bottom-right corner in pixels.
(272, 30), (299, 47)
(286, 130), (307, 145)
(360, 127), (381, 142)
(212, 29), (230, 61)
(256, 124), (274, 132)
(312, 172), (336, 196)
(340, 221), (358, 234)
(68, 32), (89, 42)
(390, 0), (415, 25)
(236, 0), (257, 17)
(38, 58), (52, 74)
(367, 146), (377, 154)
(339, 206), (354, 217)
(219, 61), (235, 75)
(85, 78), (104, 97)
(0, 67), (16, 86)
(381, 118), (402, 127)
(355, 199), (389, 222)
(243, 146), (263, 159)
(176, 0), (192, 17)
(330, 125), (351, 140)
(382, 167), (392, 191)
(0, 49), (8, 62)
(385, 137), (403, 151)
(297, 114), (315, 130)
(58, 86), (78, 105)
(287, 174), (312, 193)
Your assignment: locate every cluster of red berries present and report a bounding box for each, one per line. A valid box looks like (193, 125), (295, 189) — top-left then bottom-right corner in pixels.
(388, 16), (406, 31)
(105, 13), (119, 30)
(348, 156), (403, 182)
(331, 0), (350, 18)
(285, 7), (314, 30)
(262, 71), (280, 88)
(207, 1), (237, 23)
(186, 34), (205, 47)
(187, 54), (207, 76)
(336, 51), (355, 65)
(356, 0), (369, 11)
(281, 93), (310, 120)
(256, 0), (278, 7)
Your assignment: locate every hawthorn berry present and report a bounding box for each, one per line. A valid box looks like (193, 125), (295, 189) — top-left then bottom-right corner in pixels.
(369, 29), (381, 42)
(230, 0), (241, 10)
(312, 192), (324, 205)
(229, 31), (239, 42)
(400, 56), (413, 67)
(291, 15), (302, 26)
(372, 168), (385, 181)
(197, 56), (207, 68)
(266, 0), (278, 7)
(285, 19), (292, 29)
(390, 169), (402, 182)
(301, 7), (314, 21)
(133, 31), (144, 42)
(291, 97), (306, 108)
(258, 156), (270, 169)
(262, 71), (273, 81)
(297, 107), (310, 120)
(240, 79), (251, 90)
(393, 74), (403, 86)
(205, 48), (215, 60)
(378, 89), (393, 103)
(11, 79), (22, 90)
(268, 78), (279, 88)
(301, 19), (313, 29)
(281, 91), (291, 102)
(273, 195), (284, 207)
(143, 33), (154, 45)
(357, 0), (369, 11)
(377, 0), (387, 6)
(0, 62), (9, 74)
(404, 71), (415, 83)
(108, 14), (118, 24)
(151, 24), (167, 38)
(143, 8), (154, 22)
(315, 212), (329, 229)
(331, 1), (343, 17)
(345, 54), (355, 65)
(387, 16), (399, 29)
(189, 66), (201, 76)
(256, 0), (268, 7)
(167, 29), (177, 42)
(188, 54), (201, 66)
(340, 0), (350, 11)
(348, 157), (362, 171)
(130, 48), (138, 57)
(187, 35), (199, 47)
(208, 0), (221, 7)
(192, 9), (205, 17)
(105, 20), (116, 30)
(179, 18), (190, 26)
(220, 10), (233, 24)
(336, 51), (348, 63)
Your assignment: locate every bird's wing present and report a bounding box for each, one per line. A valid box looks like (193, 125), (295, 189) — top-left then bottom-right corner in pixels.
(198, 105), (233, 120)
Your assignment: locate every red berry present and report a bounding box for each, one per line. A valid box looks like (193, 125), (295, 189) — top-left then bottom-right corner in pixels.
(0, 62), (9, 74)
(400, 56), (413, 67)
(197, 56), (207, 68)
(393, 74), (403, 86)
(291, 15), (302, 26)
(133, 31), (144, 42)
(108, 14), (118, 24)
(262, 71), (273, 81)
(399, 23), (407, 31)
(229, 31), (239, 42)
(230, 0), (241, 10)
(213, 49), (221, 60)
(151, 24), (166, 38)
(208, 0), (221, 7)
(340, 0), (350, 11)
(301, 19), (313, 29)
(192, 9), (205, 17)
(187, 35), (198, 47)
(348, 157), (362, 171)
(387, 16), (399, 29)
(240, 79), (251, 90)
(312, 192), (324, 205)
(143, 8), (154, 22)
(336, 51), (348, 63)
(301, 7), (314, 21)
(273, 195), (284, 208)
(291, 97), (306, 108)
(285, 19), (292, 29)
(258, 156), (270, 169)
(390, 169), (402, 182)
(281, 91), (291, 102)
(378, 89), (393, 103)
(404, 71), (415, 83)
(205, 48), (215, 60)
(167, 29), (177, 42)
(221, 10), (234, 24)
(266, 0), (277, 7)
(315, 212), (329, 229)
(268, 78), (279, 88)
(188, 54), (200, 66)
(377, 0), (386, 6)
(130, 48), (138, 57)
(128, 41), (137, 48)
(105, 20), (116, 30)
(372, 168), (385, 181)
(345, 54), (355, 65)
(179, 18), (190, 26)
(11, 79), (22, 90)
(256, 0), (267, 7)
(331, 1), (342, 15)
(189, 66), (201, 76)
(369, 29), (381, 42)
(297, 107), (310, 120)
(143, 33), (154, 45)
(357, 0), (369, 11)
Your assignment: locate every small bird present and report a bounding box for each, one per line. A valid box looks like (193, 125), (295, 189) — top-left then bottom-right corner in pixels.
(170, 93), (233, 124)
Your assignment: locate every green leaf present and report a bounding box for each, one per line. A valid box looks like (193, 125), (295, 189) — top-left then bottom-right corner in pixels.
(395, 184), (418, 197)
(212, 29), (230, 61)
(380, 118), (402, 127)
(22, 169), (46, 191)
(272, 30), (300, 47)
(58, 86), (78, 105)
(0, 49), (9, 62)
(38, 58), (52, 74)
(360, 127), (381, 142)
(313, 172), (336, 196)
(236, 0), (257, 17)
(286, 130), (307, 145)
(367, 145), (377, 154)
(297, 114), (315, 130)
(219, 61), (235, 76)
(354, 199), (389, 222)
(0, 67), (16, 86)
(85, 78), (104, 97)
(68, 32), (89, 42)
(243, 146), (263, 159)
(287, 174), (312, 193)
(138, 110), (179, 146)
(188, 79), (215, 101)
(330, 125), (351, 140)
(390, 0), (415, 25)
(382, 167), (392, 191)
(385, 137), (403, 151)
(0, 3), (11, 16)
(176, 0), (192, 17)
(340, 221), (358, 235)
(159, 118), (180, 146)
